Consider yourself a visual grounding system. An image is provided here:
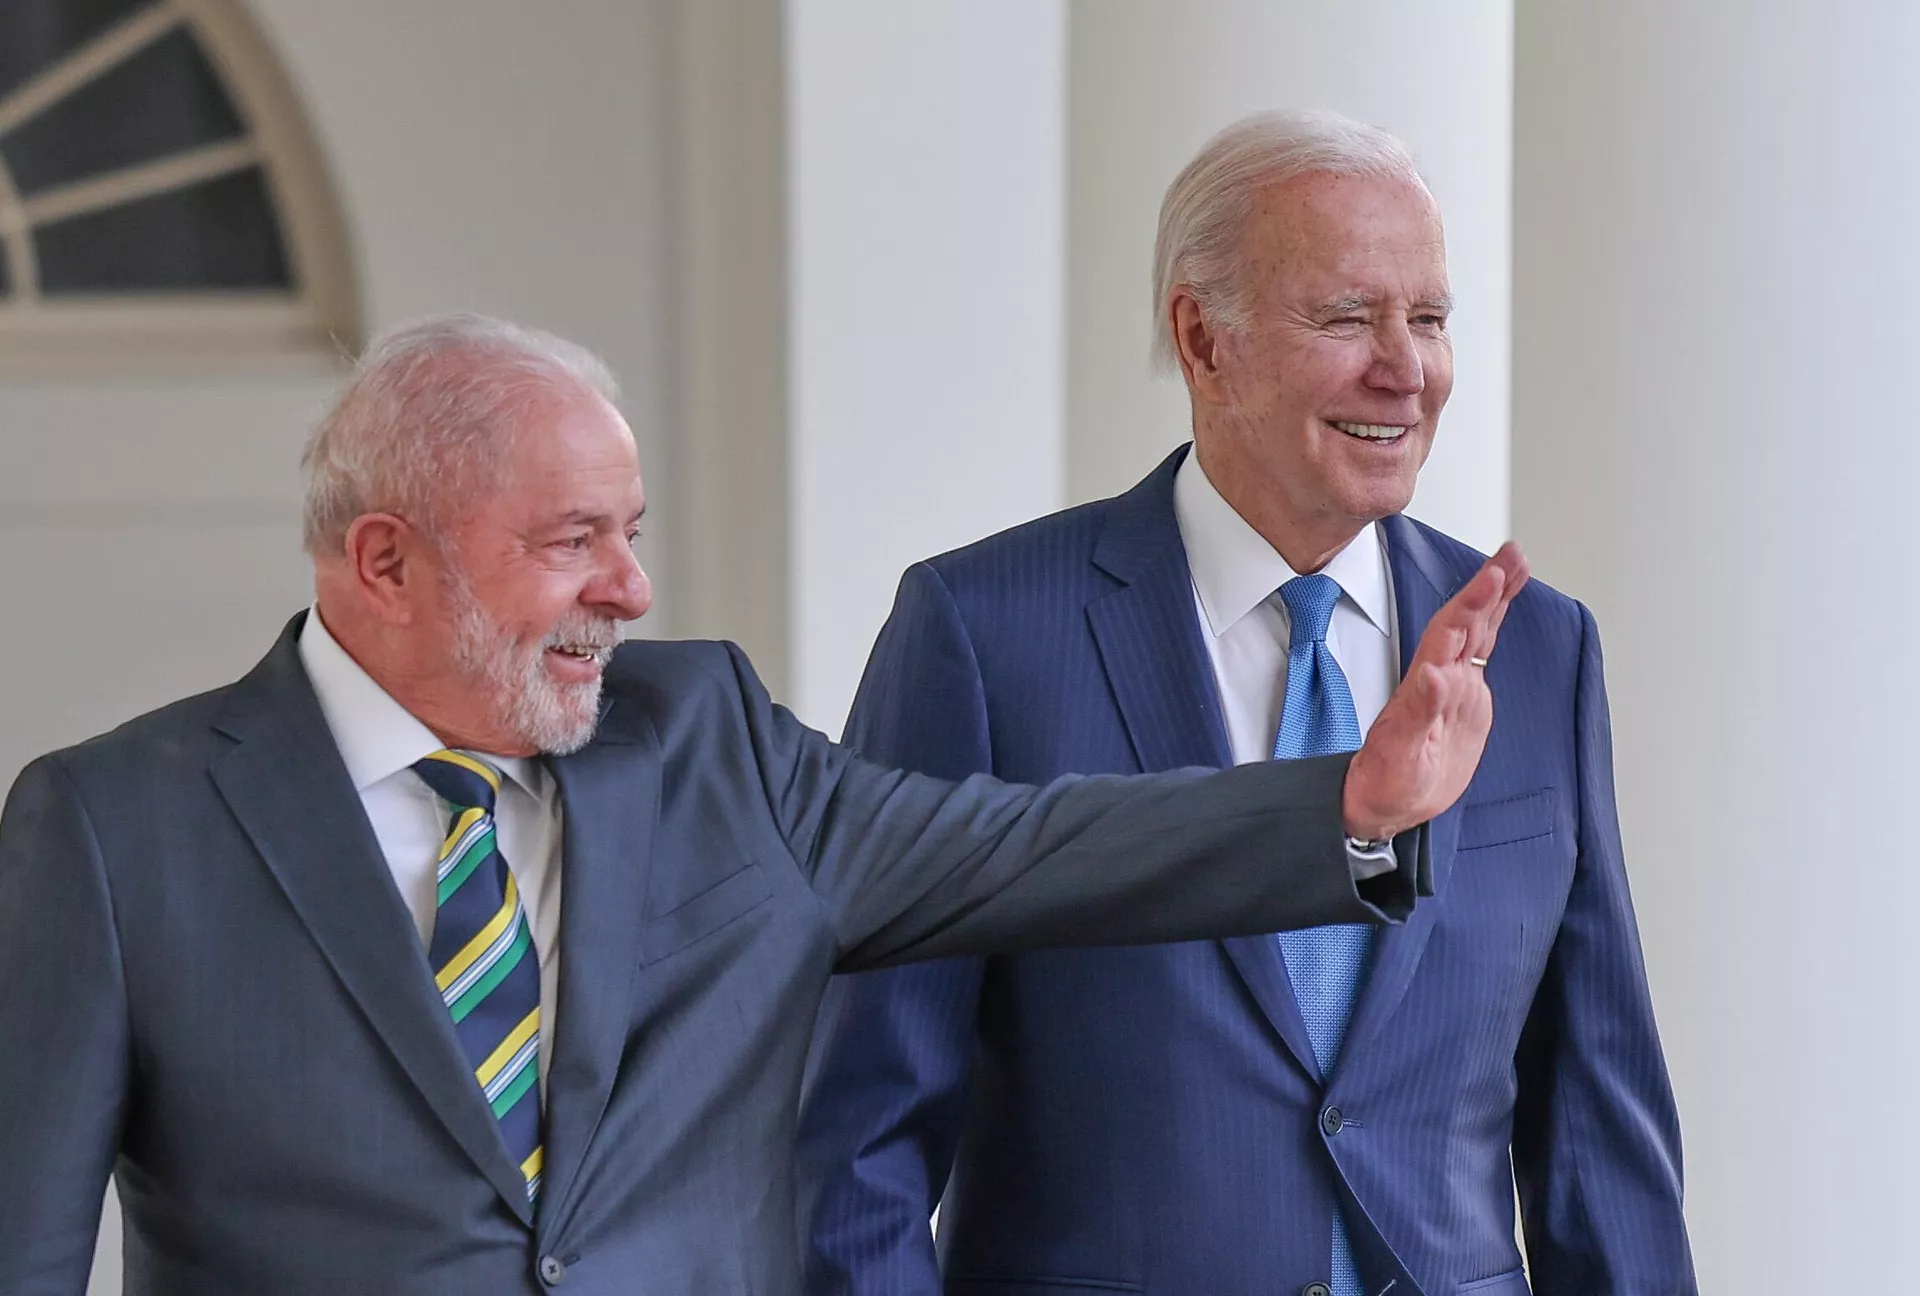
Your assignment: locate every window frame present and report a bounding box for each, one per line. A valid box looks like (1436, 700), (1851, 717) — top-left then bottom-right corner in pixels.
(0, 0), (361, 372)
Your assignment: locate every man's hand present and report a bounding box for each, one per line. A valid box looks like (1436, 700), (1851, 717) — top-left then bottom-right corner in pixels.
(1343, 542), (1531, 840)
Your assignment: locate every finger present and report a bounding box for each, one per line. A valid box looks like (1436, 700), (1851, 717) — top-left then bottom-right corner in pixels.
(1415, 561), (1504, 670)
(1465, 543), (1530, 662)
(1484, 540), (1529, 592)
(1412, 610), (1472, 672)
(1480, 543), (1530, 643)
(1375, 653), (1442, 741)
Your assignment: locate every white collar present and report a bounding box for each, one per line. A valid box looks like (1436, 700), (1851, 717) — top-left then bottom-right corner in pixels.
(1171, 449), (1393, 640)
(297, 607), (540, 797)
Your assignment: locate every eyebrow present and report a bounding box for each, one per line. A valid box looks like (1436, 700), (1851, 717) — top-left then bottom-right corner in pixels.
(557, 504), (647, 528)
(1316, 292), (1456, 315)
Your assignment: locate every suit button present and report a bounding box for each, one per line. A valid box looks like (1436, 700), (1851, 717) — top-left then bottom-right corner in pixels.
(1321, 1105), (1344, 1135)
(1303, 1284), (1333, 1296)
(538, 1255), (567, 1286)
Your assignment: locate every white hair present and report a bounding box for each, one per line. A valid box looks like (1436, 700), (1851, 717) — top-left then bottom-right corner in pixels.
(301, 313), (621, 555)
(1150, 109), (1427, 372)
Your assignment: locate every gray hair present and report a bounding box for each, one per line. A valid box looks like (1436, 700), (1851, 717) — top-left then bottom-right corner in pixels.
(301, 314), (620, 555)
(1151, 109), (1426, 372)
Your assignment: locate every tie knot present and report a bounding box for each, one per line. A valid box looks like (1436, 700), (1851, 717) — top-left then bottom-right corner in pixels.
(1278, 574), (1343, 645)
(412, 750), (503, 813)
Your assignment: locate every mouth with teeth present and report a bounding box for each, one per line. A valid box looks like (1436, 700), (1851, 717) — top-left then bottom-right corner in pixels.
(543, 637), (618, 681)
(1330, 419), (1411, 444)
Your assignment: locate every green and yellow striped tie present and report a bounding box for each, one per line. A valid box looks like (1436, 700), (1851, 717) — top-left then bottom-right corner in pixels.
(412, 750), (544, 1203)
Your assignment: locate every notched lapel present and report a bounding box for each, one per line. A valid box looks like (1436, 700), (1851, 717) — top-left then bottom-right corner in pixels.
(535, 698), (659, 1242)
(208, 628), (536, 1226)
(1086, 454), (1322, 1078)
(1085, 457), (1230, 775)
(1220, 935), (1324, 1082)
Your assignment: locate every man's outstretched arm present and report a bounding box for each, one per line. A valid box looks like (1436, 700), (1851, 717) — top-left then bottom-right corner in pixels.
(751, 545), (1533, 966)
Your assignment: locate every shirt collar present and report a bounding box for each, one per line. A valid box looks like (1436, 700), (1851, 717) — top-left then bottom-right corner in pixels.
(1172, 449), (1393, 640)
(297, 607), (541, 797)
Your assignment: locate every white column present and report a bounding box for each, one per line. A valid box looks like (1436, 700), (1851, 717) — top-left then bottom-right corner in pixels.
(1065, 0), (1514, 552)
(1513, 2), (1920, 1286)
(786, 0), (1069, 735)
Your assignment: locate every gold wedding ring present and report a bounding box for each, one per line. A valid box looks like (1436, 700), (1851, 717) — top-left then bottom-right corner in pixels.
(1468, 656), (1489, 668)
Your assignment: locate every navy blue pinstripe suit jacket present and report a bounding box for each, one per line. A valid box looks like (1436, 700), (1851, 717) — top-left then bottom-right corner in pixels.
(798, 448), (1695, 1295)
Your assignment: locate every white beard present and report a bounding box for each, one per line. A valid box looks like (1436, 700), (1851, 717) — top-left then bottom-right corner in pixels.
(445, 572), (620, 755)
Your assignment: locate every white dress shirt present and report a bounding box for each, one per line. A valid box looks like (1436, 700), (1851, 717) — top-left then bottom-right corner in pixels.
(1172, 451), (1400, 769)
(298, 609), (563, 1096)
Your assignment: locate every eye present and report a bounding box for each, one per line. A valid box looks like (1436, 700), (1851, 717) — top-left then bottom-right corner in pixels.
(555, 533), (593, 551)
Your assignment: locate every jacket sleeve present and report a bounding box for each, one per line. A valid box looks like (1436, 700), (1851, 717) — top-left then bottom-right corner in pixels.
(798, 563), (993, 1295)
(726, 633), (1409, 971)
(0, 756), (131, 1296)
(1511, 604), (1697, 1292)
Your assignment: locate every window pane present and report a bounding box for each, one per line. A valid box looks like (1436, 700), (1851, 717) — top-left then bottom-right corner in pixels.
(35, 166), (291, 292)
(2, 29), (245, 197)
(0, 0), (154, 103)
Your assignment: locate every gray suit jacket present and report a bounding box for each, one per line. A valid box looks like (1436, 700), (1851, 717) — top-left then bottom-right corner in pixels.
(0, 616), (1422, 1295)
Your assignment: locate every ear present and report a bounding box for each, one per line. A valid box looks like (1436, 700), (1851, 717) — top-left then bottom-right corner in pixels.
(341, 512), (430, 625)
(1170, 287), (1231, 406)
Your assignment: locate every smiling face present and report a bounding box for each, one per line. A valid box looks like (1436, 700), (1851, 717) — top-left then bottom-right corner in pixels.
(1176, 170), (1452, 571)
(398, 389), (652, 755)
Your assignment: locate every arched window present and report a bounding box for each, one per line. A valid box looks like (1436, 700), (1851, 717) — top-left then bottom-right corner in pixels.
(0, 0), (361, 365)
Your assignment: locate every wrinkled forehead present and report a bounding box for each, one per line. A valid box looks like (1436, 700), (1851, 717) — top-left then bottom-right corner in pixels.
(1243, 171), (1449, 299)
(435, 386), (640, 534)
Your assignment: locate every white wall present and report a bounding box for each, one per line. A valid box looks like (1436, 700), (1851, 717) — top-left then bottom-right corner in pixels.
(1513, 0), (1920, 1285)
(0, 379), (331, 792)
(0, 3), (684, 1290)
(786, 0), (1068, 735)
(0, 0), (681, 798)
(256, 0), (681, 628)
(1065, 0), (1514, 552)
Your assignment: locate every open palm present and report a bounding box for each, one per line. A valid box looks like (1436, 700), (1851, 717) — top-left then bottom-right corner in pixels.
(1343, 542), (1530, 840)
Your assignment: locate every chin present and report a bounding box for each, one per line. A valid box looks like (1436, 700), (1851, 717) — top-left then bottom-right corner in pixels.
(496, 680), (604, 756)
(1334, 484), (1417, 524)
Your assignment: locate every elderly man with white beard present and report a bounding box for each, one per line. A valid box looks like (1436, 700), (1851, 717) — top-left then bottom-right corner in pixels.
(0, 314), (1528, 1296)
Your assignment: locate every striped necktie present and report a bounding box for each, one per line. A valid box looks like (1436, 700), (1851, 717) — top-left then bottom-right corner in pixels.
(1272, 574), (1374, 1296)
(412, 750), (544, 1205)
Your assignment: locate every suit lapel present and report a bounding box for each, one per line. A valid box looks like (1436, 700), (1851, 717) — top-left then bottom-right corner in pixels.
(208, 619), (536, 1224)
(1083, 473), (1230, 777)
(1085, 449), (1323, 1080)
(1338, 515), (1467, 1064)
(533, 698), (658, 1243)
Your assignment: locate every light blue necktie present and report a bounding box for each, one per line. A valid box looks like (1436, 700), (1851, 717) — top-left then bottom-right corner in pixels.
(1273, 574), (1374, 1296)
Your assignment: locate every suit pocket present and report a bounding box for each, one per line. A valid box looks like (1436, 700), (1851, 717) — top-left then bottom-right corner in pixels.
(948, 1278), (1143, 1294)
(1457, 787), (1556, 850)
(1457, 1265), (1530, 1294)
(639, 864), (773, 963)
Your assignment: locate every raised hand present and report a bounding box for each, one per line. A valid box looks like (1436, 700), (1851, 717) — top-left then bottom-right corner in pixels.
(1342, 541), (1530, 840)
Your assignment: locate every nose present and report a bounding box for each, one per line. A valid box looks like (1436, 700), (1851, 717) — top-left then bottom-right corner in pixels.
(591, 536), (653, 621)
(1369, 318), (1426, 396)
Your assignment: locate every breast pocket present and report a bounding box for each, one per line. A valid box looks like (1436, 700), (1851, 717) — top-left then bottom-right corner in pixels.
(1457, 1265), (1530, 1294)
(1457, 787), (1556, 851)
(639, 865), (773, 963)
